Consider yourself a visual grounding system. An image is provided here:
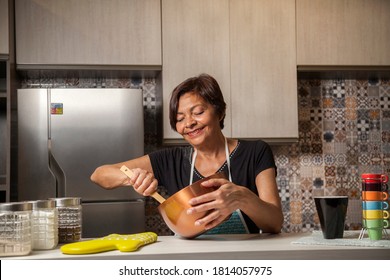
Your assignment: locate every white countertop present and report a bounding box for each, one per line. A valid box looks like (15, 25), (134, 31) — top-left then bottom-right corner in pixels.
(2, 232), (390, 260)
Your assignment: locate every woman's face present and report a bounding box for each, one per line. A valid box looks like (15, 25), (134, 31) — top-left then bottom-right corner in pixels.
(175, 92), (221, 145)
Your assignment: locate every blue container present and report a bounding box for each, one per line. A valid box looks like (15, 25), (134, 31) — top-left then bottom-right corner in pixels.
(362, 200), (389, 210)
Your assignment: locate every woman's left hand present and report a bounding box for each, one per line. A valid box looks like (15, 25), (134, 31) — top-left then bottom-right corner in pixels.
(186, 178), (243, 230)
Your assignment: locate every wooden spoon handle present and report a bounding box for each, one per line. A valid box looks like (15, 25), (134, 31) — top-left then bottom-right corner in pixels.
(150, 192), (166, 204)
(120, 165), (165, 204)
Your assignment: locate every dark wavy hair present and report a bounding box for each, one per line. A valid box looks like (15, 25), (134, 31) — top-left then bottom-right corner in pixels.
(169, 73), (226, 131)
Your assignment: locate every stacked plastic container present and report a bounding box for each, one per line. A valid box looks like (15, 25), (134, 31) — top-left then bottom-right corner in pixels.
(0, 202), (33, 257)
(30, 200), (58, 250)
(0, 197), (82, 257)
(50, 197), (82, 243)
(360, 173), (389, 240)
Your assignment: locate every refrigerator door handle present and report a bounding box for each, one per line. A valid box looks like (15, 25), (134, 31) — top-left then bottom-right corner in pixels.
(48, 139), (66, 197)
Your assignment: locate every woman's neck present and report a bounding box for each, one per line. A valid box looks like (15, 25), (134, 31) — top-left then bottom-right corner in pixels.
(192, 135), (236, 177)
(193, 133), (226, 159)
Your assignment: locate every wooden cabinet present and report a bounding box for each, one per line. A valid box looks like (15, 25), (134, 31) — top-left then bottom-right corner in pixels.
(297, 0), (390, 66)
(230, 0), (298, 139)
(0, 0), (8, 55)
(162, 0), (298, 141)
(15, 0), (161, 67)
(161, 0), (231, 140)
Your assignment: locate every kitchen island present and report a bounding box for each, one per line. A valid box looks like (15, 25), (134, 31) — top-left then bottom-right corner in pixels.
(3, 232), (390, 260)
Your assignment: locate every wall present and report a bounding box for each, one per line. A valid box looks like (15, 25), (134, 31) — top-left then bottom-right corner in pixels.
(19, 74), (390, 235)
(274, 78), (390, 233)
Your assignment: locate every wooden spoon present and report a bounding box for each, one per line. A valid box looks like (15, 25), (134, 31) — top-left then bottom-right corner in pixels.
(120, 165), (166, 204)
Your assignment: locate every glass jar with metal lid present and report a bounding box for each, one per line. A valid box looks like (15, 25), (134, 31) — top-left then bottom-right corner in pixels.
(0, 202), (33, 257)
(50, 197), (82, 243)
(30, 200), (58, 250)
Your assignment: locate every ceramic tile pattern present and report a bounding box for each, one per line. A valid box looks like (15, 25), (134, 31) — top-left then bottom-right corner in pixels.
(19, 75), (390, 235)
(273, 79), (390, 233)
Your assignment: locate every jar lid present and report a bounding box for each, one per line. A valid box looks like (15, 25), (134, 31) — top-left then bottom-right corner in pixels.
(49, 197), (81, 207)
(29, 200), (56, 209)
(0, 201), (33, 212)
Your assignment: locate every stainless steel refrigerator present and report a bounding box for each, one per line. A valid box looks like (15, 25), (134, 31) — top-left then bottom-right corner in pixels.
(17, 88), (145, 237)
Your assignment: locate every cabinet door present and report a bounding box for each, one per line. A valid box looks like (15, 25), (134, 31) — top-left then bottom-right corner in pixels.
(15, 0), (161, 66)
(0, 0), (8, 55)
(230, 0), (298, 139)
(297, 0), (390, 66)
(162, 0), (231, 141)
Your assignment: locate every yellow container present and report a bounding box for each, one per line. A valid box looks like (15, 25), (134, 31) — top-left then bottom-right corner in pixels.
(362, 209), (389, 219)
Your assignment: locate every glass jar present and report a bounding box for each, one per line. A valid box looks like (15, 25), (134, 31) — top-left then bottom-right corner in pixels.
(30, 200), (58, 250)
(50, 197), (82, 243)
(0, 202), (33, 257)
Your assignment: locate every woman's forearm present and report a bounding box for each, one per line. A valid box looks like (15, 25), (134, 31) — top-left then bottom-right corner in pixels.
(90, 164), (127, 189)
(90, 155), (154, 189)
(240, 168), (284, 233)
(239, 188), (283, 233)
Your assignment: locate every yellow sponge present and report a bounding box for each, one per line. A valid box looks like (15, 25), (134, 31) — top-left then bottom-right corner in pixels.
(61, 232), (158, 254)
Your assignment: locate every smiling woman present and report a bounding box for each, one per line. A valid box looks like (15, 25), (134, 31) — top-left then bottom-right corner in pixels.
(90, 73), (283, 236)
(174, 92), (223, 153)
(169, 74), (227, 132)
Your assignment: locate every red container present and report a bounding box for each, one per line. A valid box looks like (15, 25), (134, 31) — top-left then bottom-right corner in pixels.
(361, 173), (388, 184)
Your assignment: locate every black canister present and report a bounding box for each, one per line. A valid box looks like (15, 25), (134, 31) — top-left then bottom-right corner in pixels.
(50, 197), (82, 243)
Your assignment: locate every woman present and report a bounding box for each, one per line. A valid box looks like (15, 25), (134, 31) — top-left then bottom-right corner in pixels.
(91, 73), (283, 234)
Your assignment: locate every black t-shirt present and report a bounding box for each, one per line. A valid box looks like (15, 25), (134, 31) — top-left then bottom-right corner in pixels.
(148, 139), (277, 233)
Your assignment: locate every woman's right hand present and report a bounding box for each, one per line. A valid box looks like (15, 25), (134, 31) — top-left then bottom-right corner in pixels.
(91, 165), (158, 197)
(126, 168), (159, 197)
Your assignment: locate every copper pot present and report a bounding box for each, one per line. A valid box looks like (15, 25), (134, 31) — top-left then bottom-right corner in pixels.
(157, 172), (227, 239)
(119, 166), (227, 239)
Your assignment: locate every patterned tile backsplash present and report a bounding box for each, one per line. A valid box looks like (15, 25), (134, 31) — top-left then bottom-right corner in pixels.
(19, 74), (390, 235)
(273, 78), (390, 233)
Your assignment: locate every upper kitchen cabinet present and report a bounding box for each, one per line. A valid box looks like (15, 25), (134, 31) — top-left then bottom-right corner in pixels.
(230, 0), (298, 139)
(15, 0), (161, 68)
(162, 0), (298, 142)
(0, 0), (9, 56)
(161, 0), (231, 141)
(297, 0), (390, 66)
